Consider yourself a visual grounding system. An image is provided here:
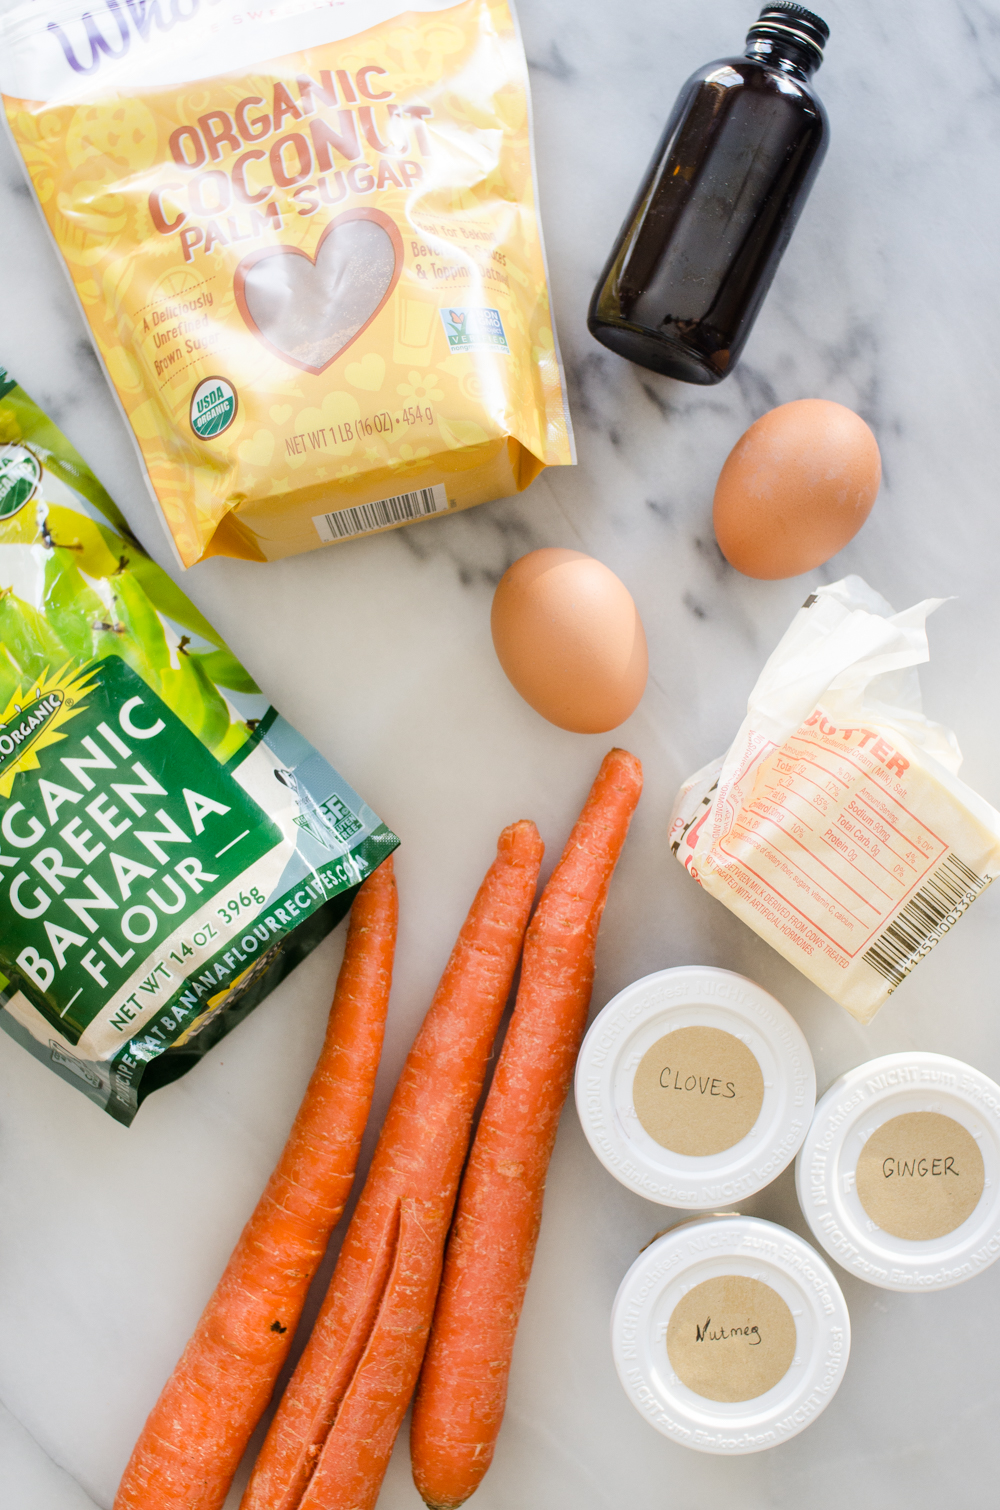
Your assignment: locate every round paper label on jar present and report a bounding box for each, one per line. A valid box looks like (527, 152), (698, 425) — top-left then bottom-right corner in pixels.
(610, 1215), (851, 1454)
(666, 1274), (796, 1402)
(796, 1052), (1000, 1292)
(855, 1111), (985, 1241)
(632, 1026), (765, 1156)
(575, 967), (816, 1209)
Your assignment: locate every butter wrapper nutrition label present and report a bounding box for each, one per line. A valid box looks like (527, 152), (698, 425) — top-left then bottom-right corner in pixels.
(671, 577), (1000, 1021)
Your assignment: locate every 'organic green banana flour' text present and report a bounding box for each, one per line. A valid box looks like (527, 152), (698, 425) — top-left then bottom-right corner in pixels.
(0, 368), (398, 1123)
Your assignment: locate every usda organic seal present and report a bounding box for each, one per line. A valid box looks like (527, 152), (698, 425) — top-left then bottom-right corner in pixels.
(190, 377), (237, 439)
(0, 444), (42, 519)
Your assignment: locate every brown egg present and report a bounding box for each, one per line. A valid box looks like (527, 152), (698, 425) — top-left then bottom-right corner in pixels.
(491, 548), (648, 733)
(713, 399), (881, 580)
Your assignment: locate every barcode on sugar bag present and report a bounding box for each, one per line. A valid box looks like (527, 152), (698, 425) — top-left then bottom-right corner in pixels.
(863, 853), (992, 991)
(314, 484), (449, 542)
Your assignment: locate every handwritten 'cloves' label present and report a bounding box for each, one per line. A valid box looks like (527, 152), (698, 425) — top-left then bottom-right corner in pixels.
(632, 1026), (764, 1156)
(855, 1111), (985, 1241)
(667, 1275), (797, 1403)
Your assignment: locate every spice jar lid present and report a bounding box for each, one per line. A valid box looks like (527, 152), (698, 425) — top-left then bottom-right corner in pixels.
(796, 1051), (1000, 1291)
(575, 967), (816, 1208)
(611, 1215), (850, 1454)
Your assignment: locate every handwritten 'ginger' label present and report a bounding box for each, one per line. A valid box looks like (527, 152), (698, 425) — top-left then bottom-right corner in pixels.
(856, 1111), (985, 1241)
(632, 1026), (764, 1156)
(667, 1275), (796, 1403)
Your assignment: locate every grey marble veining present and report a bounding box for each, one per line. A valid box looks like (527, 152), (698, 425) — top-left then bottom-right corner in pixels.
(2, 1), (1000, 1506)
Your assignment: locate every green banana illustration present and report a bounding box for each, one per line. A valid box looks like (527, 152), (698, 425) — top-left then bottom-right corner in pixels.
(178, 644), (231, 752)
(3, 388), (127, 534)
(91, 608), (159, 690)
(0, 586), (72, 683)
(190, 648), (261, 695)
(212, 718), (254, 764)
(0, 644), (21, 708)
(109, 565), (173, 680)
(127, 553), (228, 650)
(42, 545), (107, 666)
(3, 383), (260, 767)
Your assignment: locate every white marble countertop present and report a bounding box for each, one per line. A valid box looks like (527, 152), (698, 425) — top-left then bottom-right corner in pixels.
(3, 1), (1000, 1506)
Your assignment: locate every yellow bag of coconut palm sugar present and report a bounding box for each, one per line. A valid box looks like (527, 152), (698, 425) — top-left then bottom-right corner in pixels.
(0, 0), (573, 567)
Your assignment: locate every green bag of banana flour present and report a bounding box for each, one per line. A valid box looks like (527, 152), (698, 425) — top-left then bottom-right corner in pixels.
(0, 368), (398, 1123)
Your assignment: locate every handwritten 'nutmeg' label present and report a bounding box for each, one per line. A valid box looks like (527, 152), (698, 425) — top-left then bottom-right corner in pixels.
(632, 1026), (764, 1156)
(667, 1275), (797, 1403)
(855, 1111), (985, 1241)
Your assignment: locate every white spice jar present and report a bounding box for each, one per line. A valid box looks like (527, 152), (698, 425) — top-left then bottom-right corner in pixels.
(575, 967), (815, 1208)
(611, 1215), (851, 1454)
(796, 1051), (1000, 1291)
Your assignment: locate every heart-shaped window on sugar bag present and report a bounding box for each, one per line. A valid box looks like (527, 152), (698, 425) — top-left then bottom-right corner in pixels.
(3, 0), (577, 567)
(234, 209), (403, 375)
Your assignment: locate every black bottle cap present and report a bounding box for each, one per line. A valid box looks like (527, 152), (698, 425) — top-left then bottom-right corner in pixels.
(747, 3), (829, 63)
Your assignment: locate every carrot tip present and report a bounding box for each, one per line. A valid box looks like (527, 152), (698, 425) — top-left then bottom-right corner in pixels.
(496, 818), (544, 867)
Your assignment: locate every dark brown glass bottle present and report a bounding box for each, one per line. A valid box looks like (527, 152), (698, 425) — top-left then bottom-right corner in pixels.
(588, 3), (830, 385)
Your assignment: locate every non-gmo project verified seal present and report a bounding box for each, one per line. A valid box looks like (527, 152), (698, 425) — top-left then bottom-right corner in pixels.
(440, 308), (509, 355)
(190, 376), (237, 439)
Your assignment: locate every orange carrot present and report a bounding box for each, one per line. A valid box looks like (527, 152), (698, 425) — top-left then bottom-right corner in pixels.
(411, 750), (643, 1509)
(240, 819), (544, 1510)
(114, 857), (398, 1510)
